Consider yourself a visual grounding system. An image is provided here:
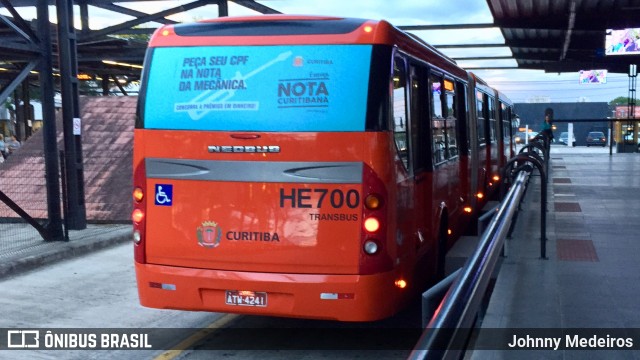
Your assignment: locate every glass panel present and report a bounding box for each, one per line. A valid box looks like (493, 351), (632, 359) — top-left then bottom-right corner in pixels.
(431, 75), (445, 163)
(488, 97), (496, 142)
(489, 119), (497, 143)
(476, 91), (486, 145)
(393, 57), (409, 169)
(144, 44), (372, 131)
(411, 65), (428, 171)
(445, 87), (457, 158)
(446, 92), (455, 119)
(447, 117), (458, 158)
(432, 81), (443, 119)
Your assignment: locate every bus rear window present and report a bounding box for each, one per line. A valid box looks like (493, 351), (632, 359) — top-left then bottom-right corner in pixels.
(141, 45), (372, 132)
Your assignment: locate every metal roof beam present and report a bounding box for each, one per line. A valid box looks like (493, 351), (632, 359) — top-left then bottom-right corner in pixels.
(6, 0), (204, 5)
(463, 66), (519, 70)
(78, 0), (213, 44)
(452, 55), (513, 61)
(540, 60), (636, 74)
(0, 14), (38, 47)
(79, 52), (145, 62)
(229, 0), (281, 14)
(509, 52), (561, 61)
(559, 0), (576, 61)
(435, 43), (507, 49)
(109, 27), (155, 35)
(91, 3), (179, 25)
(399, 23), (495, 31)
(494, 13), (640, 31)
(0, 60), (37, 105)
(506, 38), (564, 48)
(0, 40), (41, 57)
(0, 0), (39, 41)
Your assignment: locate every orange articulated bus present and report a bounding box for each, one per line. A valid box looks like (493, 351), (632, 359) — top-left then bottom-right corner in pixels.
(133, 15), (515, 322)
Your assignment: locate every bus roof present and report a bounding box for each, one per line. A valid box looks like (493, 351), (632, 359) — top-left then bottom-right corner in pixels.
(149, 15), (466, 78)
(149, 15), (382, 47)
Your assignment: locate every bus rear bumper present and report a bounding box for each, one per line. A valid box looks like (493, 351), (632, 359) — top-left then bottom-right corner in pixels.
(135, 262), (403, 322)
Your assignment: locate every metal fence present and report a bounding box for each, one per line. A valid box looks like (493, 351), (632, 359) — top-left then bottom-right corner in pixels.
(0, 95), (136, 259)
(0, 128), (59, 247)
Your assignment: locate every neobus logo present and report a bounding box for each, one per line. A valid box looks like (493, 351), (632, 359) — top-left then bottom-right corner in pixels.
(208, 145), (280, 153)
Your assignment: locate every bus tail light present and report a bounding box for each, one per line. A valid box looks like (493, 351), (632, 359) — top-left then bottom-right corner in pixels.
(133, 187), (144, 203)
(133, 230), (142, 244)
(359, 164), (392, 275)
(132, 209), (144, 223)
(364, 194), (383, 210)
(133, 161), (147, 264)
(395, 279), (407, 289)
(364, 217), (380, 233)
(363, 240), (379, 254)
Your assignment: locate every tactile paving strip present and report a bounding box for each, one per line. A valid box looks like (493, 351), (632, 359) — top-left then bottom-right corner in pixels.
(554, 202), (582, 212)
(557, 239), (599, 262)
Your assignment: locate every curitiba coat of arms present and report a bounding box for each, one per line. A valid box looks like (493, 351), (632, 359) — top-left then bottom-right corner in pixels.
(196, 221), (223, 248)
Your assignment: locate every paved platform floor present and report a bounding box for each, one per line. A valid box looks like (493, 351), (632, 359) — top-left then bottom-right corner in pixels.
(469, 147), (640, 359)
(0, 223), (131, 279)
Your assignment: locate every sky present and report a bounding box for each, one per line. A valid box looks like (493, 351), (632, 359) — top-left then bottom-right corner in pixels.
(3, 0), (631, 104)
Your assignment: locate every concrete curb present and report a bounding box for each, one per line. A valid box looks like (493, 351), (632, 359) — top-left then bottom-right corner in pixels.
(0, 228), (132, 280)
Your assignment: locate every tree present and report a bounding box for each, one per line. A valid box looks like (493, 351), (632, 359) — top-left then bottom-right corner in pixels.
(609, 96), (633, 107)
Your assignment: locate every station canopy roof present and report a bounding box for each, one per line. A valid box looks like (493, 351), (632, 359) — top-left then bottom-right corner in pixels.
(1, 0), (639, 89)
(486, 0), (640, 74)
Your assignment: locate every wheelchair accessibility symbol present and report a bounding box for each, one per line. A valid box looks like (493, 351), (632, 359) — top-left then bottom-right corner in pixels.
(155, 184), (173, 206)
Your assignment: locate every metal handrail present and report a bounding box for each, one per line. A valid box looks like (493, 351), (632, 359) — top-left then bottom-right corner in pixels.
(504, 154), (547, 258)
(408, 168), (532, 359)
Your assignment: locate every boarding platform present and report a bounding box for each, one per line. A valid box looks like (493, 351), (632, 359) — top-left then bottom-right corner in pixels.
(468, 146), (640, 358)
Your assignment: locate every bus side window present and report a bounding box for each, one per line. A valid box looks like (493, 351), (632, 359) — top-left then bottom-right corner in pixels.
(392, 56), (409, 170)
(488, 96), (497, 144)
(476, 91), (486, 145)
(430, 74), (445, 164)
(444, 79), (457, 158)
(501, 102), (511, 145)
(460, 83), (470, 156)
(410, 64), (429, 173)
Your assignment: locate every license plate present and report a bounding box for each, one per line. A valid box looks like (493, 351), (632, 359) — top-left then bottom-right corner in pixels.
(225, 290), (267, 307)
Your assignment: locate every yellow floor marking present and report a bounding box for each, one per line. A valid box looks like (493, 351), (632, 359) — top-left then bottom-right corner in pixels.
(154, 313), (240, 360)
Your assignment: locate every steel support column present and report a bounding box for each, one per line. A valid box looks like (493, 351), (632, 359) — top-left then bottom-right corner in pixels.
(56, 0), (87, 229)
(21, 80), (32, 138)
(625, 64), (638, 153)
(218, 0), (229, 16)
(13, 90), (21, 140)
(78, 0), (90, 35)
(38, 0), (64, 240)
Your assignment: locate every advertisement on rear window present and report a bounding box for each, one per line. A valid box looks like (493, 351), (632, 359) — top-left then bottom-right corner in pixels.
(144, 45), (372, 131)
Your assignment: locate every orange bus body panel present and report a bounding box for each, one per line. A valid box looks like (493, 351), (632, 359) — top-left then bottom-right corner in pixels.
(134, 129), (408, 321)
(134, 15), (514, 322)
(136, 263), (402, 321)
(144, 178), (363, 274)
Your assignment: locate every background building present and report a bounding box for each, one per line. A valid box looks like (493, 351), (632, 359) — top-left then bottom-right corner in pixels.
(514, 102), (610, 146)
